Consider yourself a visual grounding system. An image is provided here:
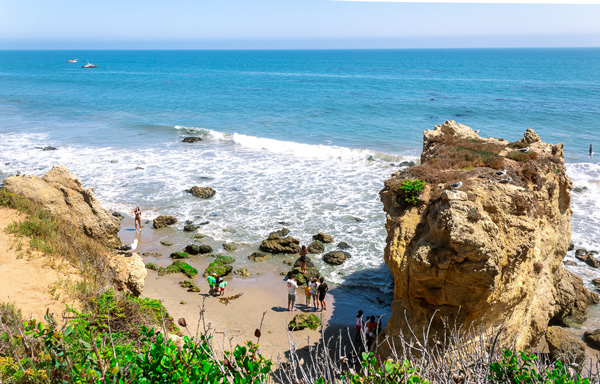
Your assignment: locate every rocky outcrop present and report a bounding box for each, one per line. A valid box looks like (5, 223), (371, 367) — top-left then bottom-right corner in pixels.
(107, 252), (147, 297)
(313, 232), (334, 243)
(545, 326), (586, 366)
(248, 251), (269, 261)
(185, 186), (215, 199)
(286, 257), (320, 286)
(379, 121), (596, 353)
(153, 215), (177, 229)
(260, 229), (300, 254)
(3, 165), (121, 247)
(182, 137), (202, 143)
(308, 240), (325, 254)
(323, 251), (350, 265)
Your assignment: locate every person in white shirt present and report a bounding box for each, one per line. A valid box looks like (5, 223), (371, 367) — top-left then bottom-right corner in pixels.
(287, 276), (299, 311)
(309, 277), (319, 311)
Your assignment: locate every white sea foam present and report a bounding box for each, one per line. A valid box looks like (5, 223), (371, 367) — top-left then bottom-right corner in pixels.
(0, 129), (416, 291)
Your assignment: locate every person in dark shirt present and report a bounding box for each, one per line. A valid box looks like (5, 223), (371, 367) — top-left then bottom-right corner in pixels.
(317, 277), (328, 311)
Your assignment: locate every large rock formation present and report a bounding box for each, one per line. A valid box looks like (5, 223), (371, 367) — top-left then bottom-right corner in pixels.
(3, 165), (121, 248)
(379, 121), (597, 353)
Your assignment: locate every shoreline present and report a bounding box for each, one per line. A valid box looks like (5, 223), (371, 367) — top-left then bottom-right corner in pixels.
(117, 214), (392, 360)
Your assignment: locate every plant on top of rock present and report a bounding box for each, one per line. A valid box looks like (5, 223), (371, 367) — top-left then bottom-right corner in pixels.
(399, 179), (426, 206)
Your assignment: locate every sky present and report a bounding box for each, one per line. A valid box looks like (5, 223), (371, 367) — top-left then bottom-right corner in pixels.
(0, 0), (599, 49)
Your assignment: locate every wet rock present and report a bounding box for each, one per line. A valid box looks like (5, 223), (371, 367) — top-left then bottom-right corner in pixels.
(337, 242), (351, 250)
(545, 326), (586, 366)
(185, 186), (215, 199)
(146, 263), (158, 271)
(260, 229), (300, 254)
(573, 186), (588, 193)
(170, 252), (189, 259)
(234, 268), (251, 277)
(160, 241), (173, 246)
(141, 252), (161, 257)
(288, 313), (321, 331)
(323, 251), (350, 265)
(553, 271), (600, 326)
(42, 146), (57, 151)
(313, 232), (334, 243)
(199, 221), (210, 226)
(575, 249), (588, 257)
(307, 240), (324, 254)
(184, 244), (213, 255)
(222, 243), (237, 252)
(182, 137), (203, 143)
(184, 224), (199, 232)
(110, 160), (118, 163)
(179, 280), (200, 292)
(153, 215), (177, 229)
(203, 256), (233, 277)
(583, 329), (600, 350)
(563, 260), (577, 266)
(593, 278), (600, 289)
(248, 252), (269, 262)
(568, 243), (575, 251)
(158, 261), (198, 278)
(399, 161), (416, 168)
(286, 257), (320, 286)
(112, 212), (124, 220)
(575, 252), (600, 268)
(135, 167), (144, 170)
(193, 233), (206, 239)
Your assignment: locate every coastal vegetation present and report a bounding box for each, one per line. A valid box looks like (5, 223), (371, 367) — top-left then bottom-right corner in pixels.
(398, 179), (426, 206)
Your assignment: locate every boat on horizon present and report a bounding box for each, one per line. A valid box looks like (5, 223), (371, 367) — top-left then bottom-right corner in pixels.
(82, 62), (98, 68)
(65, 58), (78, 63)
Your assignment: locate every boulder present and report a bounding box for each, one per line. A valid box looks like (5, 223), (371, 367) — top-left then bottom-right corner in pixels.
(575, 253), (600, 268)
(379, 123), (596, 354)
(179, 280), (200, 292)
(141, 252), (161, 257)
(568, 243), (575, 251)
(182, 137), (202, 143)
(260, 230), (300, 254)
(160, 241), (173, 246)
(337, 242), (351, 250)
(185, 186), (215, 199)
(248, 252), (269, 262)
(184, 244), (213, 255)
(184, 224), (199, 232)
(158, 261), (198, 278)
(287, 258), (320, 286)
(583, 329), (600, 350)
(575, 249), (587, 257)
(3, 165), (121, 247)
(222, 243), (237, 252)
(170, 252), (189, 259)
(563, 260), (577, 266)
(203, 256), (233, 277)
(313, 232), (334, 243)
(214, 255), (234, 265)
(323, 251), (350, 265)
(307, 240), (324, 254)
(146, 263), (158, 271)
(43, 146), (57, 151)
(193, 233), (206, 239)
(593, 278), (600, 289)
(153, 215), (177, 229)
(112, 212), (124, 220)
(545, 326), (586, 366)
(109, 252), (147, 297)
(523, 128), (541, 144)
(288, 313), (321, 331)
(234, 268), (251, 277)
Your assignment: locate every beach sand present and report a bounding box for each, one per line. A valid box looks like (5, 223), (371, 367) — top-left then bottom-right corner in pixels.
(119, 215), (391, 361)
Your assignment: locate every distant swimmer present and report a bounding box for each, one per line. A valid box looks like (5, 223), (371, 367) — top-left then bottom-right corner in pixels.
(590, 144), (594, 158)
(518, 147), (530, 153)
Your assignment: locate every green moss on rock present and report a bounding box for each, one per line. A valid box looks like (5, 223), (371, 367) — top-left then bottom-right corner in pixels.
(145, 263), (159, 271)
(214, 255), (235, 264)
(288, 313), (321, 331)
(179, 280), (200, 292)
(222, 243), (237, 252)
(159, 261), (198, 278)
(170, 251), (189, 259)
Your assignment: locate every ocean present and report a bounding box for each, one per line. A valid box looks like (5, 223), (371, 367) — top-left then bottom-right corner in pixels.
(0, 48), (599, 294)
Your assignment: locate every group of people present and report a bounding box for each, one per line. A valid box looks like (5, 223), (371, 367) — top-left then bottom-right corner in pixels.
(355, 310), (381, 349)
(207, 274), (228, 296)
(287, 275), (328, 312)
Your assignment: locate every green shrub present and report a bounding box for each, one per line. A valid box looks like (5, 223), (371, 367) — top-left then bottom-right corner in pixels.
(339, 352), (428, 384)
(399, 179), (426, 206)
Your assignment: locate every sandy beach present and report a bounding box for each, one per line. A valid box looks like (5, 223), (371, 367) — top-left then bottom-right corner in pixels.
(117, 214), (392, 360)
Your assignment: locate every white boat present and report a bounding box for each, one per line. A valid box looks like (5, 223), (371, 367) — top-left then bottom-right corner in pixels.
(82, 62), (98, 68)
(65, 58), (78, 63)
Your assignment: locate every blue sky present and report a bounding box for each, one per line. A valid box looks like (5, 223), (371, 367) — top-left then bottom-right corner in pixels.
(0, 0), (598, 49)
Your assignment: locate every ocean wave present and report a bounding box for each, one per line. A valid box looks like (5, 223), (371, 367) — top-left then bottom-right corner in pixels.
(174, 125), (416, 164)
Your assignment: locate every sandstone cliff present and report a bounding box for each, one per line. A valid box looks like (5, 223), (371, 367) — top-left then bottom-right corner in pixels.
(379, 121), (597, 352)
(3, 165), (146, 296)
(4, 165), (121, 248)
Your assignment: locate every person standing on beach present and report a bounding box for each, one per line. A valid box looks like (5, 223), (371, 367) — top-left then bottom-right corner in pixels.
(309, 277), (319, 311)
(317, 277), (328, 311)
(207, 274), (216, 296)
(131, 207), (142, 231)
(299, 245), (308, 273)
(287, 276), (298, 311)
(355, 310), (364, 343)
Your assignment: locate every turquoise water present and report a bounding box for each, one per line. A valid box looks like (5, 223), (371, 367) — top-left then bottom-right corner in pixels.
(1, 49), (599, 291)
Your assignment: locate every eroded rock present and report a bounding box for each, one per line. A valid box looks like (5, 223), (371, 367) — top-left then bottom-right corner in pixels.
(153, 215), (177, 229)
(185, 186), (215, 199)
